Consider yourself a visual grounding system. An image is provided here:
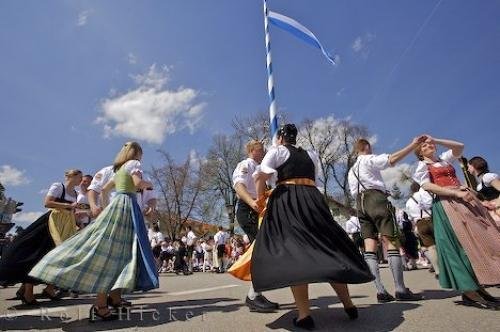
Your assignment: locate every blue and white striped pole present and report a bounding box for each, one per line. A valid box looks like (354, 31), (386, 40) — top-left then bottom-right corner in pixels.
(263, 0), (279, 145)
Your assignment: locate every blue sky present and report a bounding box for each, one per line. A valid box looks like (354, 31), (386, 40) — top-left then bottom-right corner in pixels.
(1, 0), (499, 227)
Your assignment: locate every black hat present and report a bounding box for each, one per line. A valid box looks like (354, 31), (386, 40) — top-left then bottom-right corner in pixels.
(277, 124), (297, 144)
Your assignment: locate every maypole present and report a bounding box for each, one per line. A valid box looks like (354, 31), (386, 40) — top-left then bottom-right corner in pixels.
(263, 0), (279, 145)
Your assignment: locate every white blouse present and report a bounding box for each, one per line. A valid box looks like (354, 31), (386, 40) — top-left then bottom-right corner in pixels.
(121, 160), (143, 176)
(254, 145), (324, 189)
(46, 183), (77, 202)
(477, 172), (499, 191)
(412, 150), (457, 186)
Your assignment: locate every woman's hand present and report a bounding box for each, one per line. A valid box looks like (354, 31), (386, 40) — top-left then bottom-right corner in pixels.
(412, 135), (428, 146)
(481, 201), (496, 210)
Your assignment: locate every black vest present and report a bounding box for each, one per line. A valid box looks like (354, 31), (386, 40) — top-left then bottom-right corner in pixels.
(478, 178), (499, 201)
(276, 145), (315, 182)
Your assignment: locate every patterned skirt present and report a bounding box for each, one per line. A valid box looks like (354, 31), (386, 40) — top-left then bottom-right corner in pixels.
(433, 197), (500, 291)
(29, 193), (159, 293)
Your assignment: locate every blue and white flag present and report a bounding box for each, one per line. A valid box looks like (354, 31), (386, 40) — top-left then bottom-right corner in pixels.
(268, 11), (336, 65)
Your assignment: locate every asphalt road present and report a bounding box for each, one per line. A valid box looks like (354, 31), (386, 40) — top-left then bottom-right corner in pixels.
(0, 266), (498, 331)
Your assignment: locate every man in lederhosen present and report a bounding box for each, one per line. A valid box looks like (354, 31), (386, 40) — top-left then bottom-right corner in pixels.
(233, 140), (278, 312)
(348, 138), (425, 303)
(406, 182), (439, 278)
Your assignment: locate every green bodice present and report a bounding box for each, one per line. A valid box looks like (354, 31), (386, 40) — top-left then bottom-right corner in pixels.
(114, 167), (136, 193)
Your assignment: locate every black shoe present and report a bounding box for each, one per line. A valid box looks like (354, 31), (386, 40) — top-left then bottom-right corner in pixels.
(259, 295), (279, 309)
(395, 289), (423, 301)
(245, 295), (277, 313)
(293, 316), (315, 330)
(477, 289), (500, 303)
(42, 289), (63, 301)
(89, 305), (118, 322)
(377, 292), (395, 303)
(460, 294), (500, 311)
(344, 306), (358, 320)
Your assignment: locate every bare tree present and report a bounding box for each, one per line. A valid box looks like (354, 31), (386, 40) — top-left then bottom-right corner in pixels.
(298, 116), (370, 212)
(232, 110), (289, 146)
(150, 151), (204, 240)
(329, 119), (370, 208)
(203, 134), (246, 234)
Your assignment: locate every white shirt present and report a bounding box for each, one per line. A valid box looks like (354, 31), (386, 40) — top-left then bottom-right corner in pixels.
(76, 192), (89, 205)
(201, 242), (213, 252)
(254, 145), (324, 190)
(348, 154), (391, 196)
(345, 216), (361, 234)
(186, 230), (197, 246)
(233, 158), (259, 199)
(88, 166), (114, 194)
(413, 150), (457, 186)
(477, 172), (499, 191)
(405, 189), (433, 221)
(148, 229), (164, 244)
(46, 183), (77, 202)
(214, 230), (228, 246)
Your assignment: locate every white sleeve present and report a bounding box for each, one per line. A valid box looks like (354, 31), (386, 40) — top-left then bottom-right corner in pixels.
(257, 147), (280, 176)
(413, 161), (431, 185)
(483, 173), (499, 187)
(46, 183), (63, 199)
(88, 168), (110, 193)
(232, 160), (249, 187)
(368, 154), (391, 170)
(122, 160), (143, 176)
(418, 190), (434, 210)
(439, 150), (457, 163)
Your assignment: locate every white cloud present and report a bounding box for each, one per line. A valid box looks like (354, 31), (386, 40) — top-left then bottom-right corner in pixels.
(352, 33), (376, 57)
(0, 165), (29, 186)
(77, 10), (92, 27)
(352, 37), (363, 52)
(12, 211), (45, 228)
(128, 53), (138, 65)
(96, 64), (206, 144)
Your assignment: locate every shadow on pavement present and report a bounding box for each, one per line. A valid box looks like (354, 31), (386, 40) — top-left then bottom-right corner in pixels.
(420, 289), (459, 300)
(0, 297), (242, 331)
(266, 302), (420, 332)
(278, 295), (369, 311)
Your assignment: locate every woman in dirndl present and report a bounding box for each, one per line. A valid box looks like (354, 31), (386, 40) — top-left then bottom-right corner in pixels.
(252, 124), (374, 330)
(0, 169), (81, 305)
(467, 156), (500, 225)
(413, 135), (500, 310)
(29, 142), (159, 321)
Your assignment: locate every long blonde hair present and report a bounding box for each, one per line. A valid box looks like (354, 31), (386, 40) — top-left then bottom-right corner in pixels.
(113, 142), (143, 172)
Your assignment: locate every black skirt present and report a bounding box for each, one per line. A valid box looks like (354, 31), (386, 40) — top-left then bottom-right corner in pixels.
(0, 211), (54, 284)
(251, 185), (374, 292)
